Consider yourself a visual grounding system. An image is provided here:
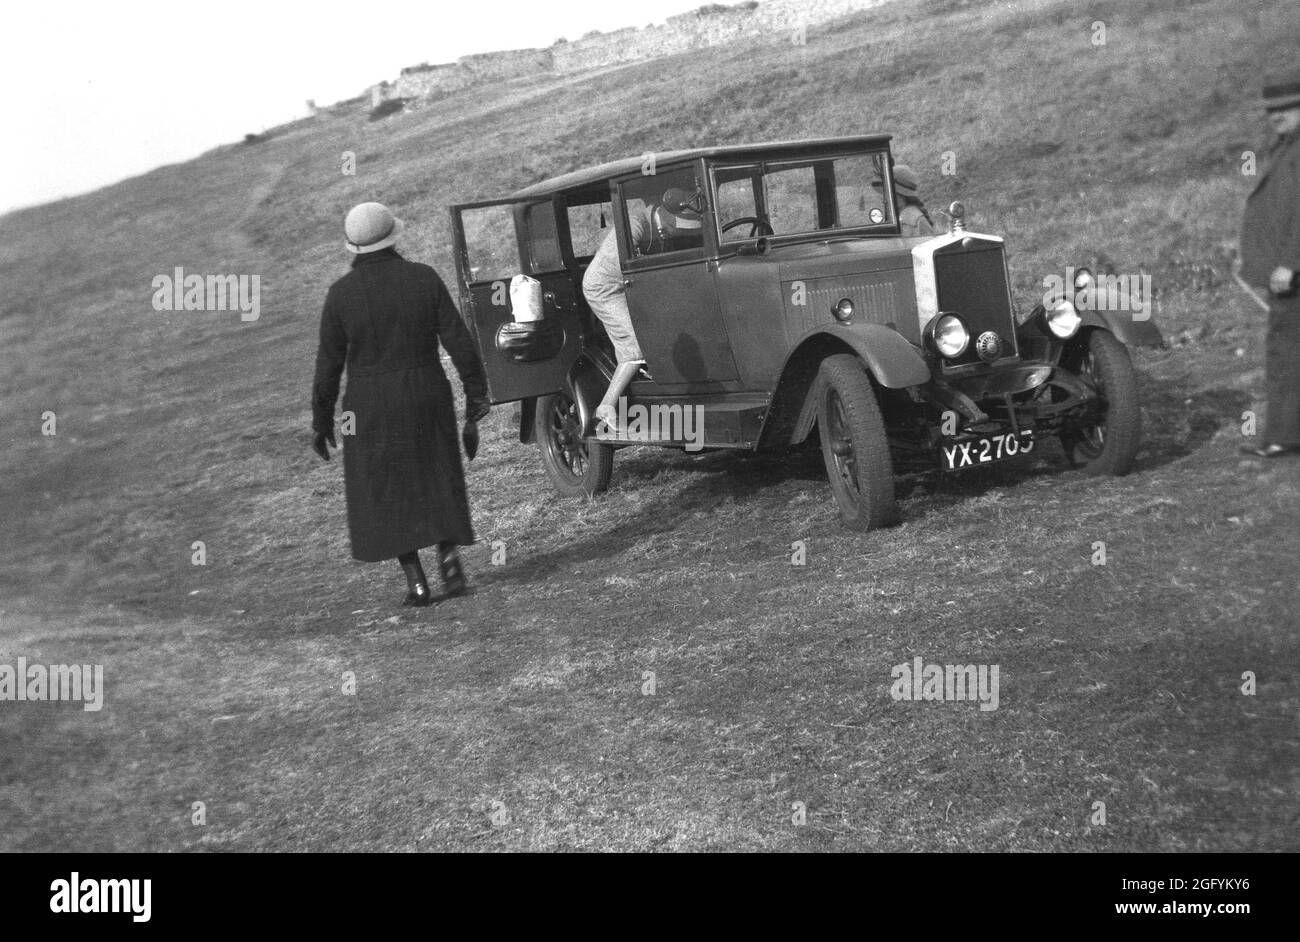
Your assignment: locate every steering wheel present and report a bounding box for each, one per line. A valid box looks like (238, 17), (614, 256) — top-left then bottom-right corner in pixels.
(721, 216), (774, 239)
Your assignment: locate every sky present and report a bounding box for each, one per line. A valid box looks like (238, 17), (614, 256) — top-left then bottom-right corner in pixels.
(1, 0), (711, 214)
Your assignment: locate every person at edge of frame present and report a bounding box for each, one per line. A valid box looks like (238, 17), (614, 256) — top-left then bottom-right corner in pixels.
(1240, 67), (1300, 458)
(311, 201), (491, 606)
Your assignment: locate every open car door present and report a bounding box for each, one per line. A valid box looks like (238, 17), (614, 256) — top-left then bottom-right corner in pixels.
(450, 197), (583, 404)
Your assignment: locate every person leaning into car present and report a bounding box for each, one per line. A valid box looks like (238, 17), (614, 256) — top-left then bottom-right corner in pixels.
(1240, 68), (1300, 458)
(582, 187), (703, 432)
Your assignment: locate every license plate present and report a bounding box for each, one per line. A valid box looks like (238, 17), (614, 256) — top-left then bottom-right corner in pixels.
(939, 430), (1035, 471)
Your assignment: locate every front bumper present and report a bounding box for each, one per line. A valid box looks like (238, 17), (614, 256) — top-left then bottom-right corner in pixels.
(887, 361), (1100, 472)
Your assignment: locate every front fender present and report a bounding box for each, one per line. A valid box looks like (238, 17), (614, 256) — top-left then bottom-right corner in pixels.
(806, 323), (931, 389)
(1078, 308), (1164, 348)
(760, 323), (930, 448)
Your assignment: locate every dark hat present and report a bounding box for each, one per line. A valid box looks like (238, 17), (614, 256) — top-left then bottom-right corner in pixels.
(1263, 69), (1300, 111)
(657, 188), (703, 233)
(891, 165), (921, 195)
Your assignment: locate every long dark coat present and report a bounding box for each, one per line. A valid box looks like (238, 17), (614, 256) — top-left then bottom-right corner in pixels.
(312, 248), (488, 562)
(1240, 130), (1300, 445)
(1240, 130), (1300, 287)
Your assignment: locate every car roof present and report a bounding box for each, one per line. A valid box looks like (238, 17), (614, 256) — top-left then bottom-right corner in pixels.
(508, 135), (893, 199)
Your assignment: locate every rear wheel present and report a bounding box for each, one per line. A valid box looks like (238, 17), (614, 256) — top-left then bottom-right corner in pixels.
(816, 354), (898, 531)
(536, 391), (613, 497)
(1060, 329), (1141, 475)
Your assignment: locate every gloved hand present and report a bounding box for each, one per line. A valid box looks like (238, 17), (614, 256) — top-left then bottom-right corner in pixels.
(462, 420), (480, 461)
(466, 397), (490, 424)
(312, 430), (337, 461)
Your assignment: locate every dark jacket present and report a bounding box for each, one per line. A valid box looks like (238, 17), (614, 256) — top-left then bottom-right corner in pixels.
(1240, 130), (1300, 287)
(312, 248), (488, 562)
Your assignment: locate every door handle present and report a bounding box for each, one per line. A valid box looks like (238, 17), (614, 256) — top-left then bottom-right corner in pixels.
(543, 290), (564, 310)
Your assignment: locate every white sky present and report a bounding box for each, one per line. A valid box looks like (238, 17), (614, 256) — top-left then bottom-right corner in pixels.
(1, 0), (710, 213)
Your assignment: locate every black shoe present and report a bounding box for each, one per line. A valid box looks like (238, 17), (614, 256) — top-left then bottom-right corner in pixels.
(402, 583), (433, 607)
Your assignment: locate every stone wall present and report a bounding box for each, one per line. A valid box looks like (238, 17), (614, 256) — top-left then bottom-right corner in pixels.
(551, 0), (889, 72)
(372, 0), (893, 106)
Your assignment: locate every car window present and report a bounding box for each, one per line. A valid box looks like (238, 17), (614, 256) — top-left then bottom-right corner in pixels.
(567, 201), (613, 259)
(764, 164), (820, 235)
(460, 204), (520, 283)
(524, 202), (563, 273)
(836, 154), (891, 228)
(712, 152), (895, 242)
(619, 168), (706, 258)
(715, 168), (761, 243)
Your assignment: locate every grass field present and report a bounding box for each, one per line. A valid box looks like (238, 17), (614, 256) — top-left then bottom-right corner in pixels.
(1, 0), (1297, 851)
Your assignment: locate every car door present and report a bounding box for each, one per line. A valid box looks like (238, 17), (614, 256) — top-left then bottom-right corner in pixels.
(449, 197), (583, 404)
(613, 164), (741, 391)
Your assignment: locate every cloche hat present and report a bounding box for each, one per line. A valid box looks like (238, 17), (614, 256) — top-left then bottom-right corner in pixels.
(344, 202), (404, 254)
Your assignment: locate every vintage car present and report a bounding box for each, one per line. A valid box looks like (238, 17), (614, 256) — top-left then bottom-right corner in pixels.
(450, 136), (1161, 530)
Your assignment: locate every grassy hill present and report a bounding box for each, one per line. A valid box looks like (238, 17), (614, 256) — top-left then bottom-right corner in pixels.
(1, 0), (1297, 851)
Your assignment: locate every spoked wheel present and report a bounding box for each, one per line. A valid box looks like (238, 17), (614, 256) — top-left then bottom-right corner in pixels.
(536, 390), (613, 497)
(1060, 329), (1141, 475)
(816, 354), (898, 531)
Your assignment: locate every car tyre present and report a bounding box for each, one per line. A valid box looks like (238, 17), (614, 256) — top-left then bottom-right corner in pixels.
(1061, 329), (1141, 476)
(536, 390), (614, 497)
(816, 354), (898, 531)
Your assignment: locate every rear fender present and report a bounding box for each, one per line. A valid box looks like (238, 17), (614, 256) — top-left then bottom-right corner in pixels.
(519, 355), (607, 444)
(568, 354), (610, 436)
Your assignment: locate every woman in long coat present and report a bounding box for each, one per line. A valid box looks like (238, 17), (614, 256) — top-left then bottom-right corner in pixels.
(311, 202), (489, 606)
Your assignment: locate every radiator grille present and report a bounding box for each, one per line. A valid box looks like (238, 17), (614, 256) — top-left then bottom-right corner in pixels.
(934, 245), (1018, 366)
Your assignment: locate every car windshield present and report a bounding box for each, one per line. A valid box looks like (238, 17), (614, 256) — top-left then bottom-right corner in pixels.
(713, 151), (894, 242)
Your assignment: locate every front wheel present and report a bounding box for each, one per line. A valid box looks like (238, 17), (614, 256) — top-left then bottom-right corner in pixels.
(816, 354), (898, 531)
(536, 391), (614, 497)
(1060, 329), (1141, 475)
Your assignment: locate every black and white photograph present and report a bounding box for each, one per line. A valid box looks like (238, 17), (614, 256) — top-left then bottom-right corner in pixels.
(0, 0), (1295, 909)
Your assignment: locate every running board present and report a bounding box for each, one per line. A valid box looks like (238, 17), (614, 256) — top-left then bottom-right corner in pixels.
(585, 393), (770, 450)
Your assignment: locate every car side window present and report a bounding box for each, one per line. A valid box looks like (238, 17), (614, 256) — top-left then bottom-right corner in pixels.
(618, 169), (706, 260)
(765, 164), (820, 234)
(460, 204), (520, 284)
(836, 154), (891, 228)
(524, 202), (564, 273)
(715, 168), (761, 243)
(567, 200), (613, 260)
(711, 153), (896, 241)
